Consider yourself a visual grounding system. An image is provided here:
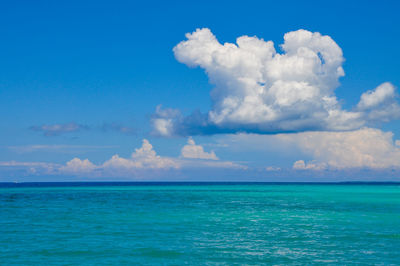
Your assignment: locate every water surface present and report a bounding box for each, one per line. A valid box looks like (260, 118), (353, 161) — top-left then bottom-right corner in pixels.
(1, 182), (400, 264)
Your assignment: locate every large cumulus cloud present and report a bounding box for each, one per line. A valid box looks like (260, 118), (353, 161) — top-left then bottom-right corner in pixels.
(152, 28), (399, 136)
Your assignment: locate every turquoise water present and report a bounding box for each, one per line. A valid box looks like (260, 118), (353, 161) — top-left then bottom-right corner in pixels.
(1, 183), (400, 265)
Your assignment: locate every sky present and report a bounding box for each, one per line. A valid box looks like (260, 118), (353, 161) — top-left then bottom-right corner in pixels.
(1, 0), (400, 181)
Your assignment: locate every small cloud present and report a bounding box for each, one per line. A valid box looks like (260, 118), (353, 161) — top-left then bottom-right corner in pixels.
(100, 123), (136, 135)
(8, 144), (118, 153)
(30, 122), (88, 136)
(293, 160), (326, 170)
(181, 137), (218, 160)
(293, 160), (306, 170)
(356, 82), (400, 122)
(100, 139), (181, 173)
(151, 105), (181, 137)
(266, 166), (281, 171)
(59, 158), (97, 173)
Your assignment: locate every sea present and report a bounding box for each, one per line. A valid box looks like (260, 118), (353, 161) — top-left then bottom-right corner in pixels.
(1, 182), (400, 265)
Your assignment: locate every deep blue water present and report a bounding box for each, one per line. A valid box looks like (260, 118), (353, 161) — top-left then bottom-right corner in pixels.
(1, 182), (400, 265)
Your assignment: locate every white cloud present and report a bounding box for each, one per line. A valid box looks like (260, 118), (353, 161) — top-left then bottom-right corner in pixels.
(181, 137), (218, 160)
(292, 160), (307, 170)
(292, 160), (326, 170)
(59, 158), (97, 173)
(153, 28), (399, 136)
(59, 139), (179, 176)
(356, 82), (400, 121)
(132, 139), (179, 168)
(278, 128), (400, 169)
(358, 82), (396, 110)
(56, 139), (243, 177)
(3, 130), (399, 179)
(151, 105), (181, 137)
(153, 118), (174, 137)
(103, 139), (180, 170)
(266, 166), (281, 171)
(102, 154), (142, 170)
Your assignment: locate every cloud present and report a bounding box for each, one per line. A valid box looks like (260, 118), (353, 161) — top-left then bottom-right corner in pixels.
(181, 137), (218, 160)
(7, 127), (400, 179)
(100, 123), (136, 135)
(178, 138), (246, 169)
(58, 139), (244, 177)
(278, 128), (400, 169)
(3, 132), (399, 180)
(152, 28), (399, 136)
(180, 159), (246, 170)
(151, 106), (180, 136)
(59, 158), (97, 173)
(0, 161), (59, 168)
(356, 82), (400, 122)
(0, 140), (181, 178)
(102, 139), (179, 170)
(8, 144), (118, 153)
(265, 166), (281, 171)
(30, 122), (88, 136)
(30, 122), (136, 137)
(0, 161), (60, 175)
(292, 160), (326, 170)
(60, 139), (180, 175)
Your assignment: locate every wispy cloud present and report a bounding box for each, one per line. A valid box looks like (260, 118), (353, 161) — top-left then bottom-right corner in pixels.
(0, 161), (60, 168)
(30, 122), (136, 136)
(8, 144), (119, 153)
(265, 166), (281, 171)
(30, 122), (88, 136)
(100, 123), (136, 135)
(0, 161), (61, 175)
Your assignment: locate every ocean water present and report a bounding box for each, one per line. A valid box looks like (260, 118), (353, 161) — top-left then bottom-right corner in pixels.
(1, 183), (400, 265)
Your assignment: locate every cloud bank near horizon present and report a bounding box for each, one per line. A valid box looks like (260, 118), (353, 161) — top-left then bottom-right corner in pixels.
(0, 139), (245, 179)
(152, 28), (399, 136)
(2, 127), (400, 180)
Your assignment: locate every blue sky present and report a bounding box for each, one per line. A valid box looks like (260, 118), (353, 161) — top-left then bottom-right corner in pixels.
(1, 0), (400, 181)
